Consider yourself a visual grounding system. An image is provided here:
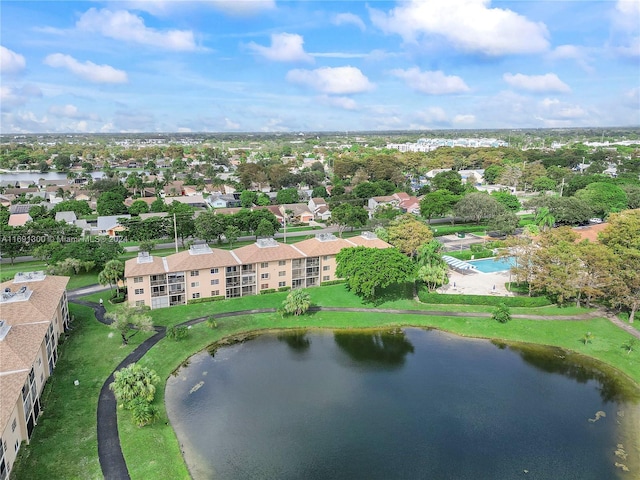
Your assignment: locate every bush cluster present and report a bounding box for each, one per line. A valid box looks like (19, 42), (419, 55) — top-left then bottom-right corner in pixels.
(187, 295), (225, 305)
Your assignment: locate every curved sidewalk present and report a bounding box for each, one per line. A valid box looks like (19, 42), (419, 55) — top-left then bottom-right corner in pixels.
(71, 295), (639, 479)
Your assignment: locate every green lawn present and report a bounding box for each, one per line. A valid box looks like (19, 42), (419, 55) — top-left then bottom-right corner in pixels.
(11, 284), (640, 480)
(11, 304), (154, 480)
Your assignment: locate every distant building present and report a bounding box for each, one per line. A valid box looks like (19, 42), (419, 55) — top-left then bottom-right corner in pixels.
(124, 233), (390, 309)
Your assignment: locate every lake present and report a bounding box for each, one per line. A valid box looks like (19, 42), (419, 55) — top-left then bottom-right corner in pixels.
(165, 328), (639, 480)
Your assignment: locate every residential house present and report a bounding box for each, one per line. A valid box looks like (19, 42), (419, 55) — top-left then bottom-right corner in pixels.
(206, 194), (241, 209)
(162, 181), (184, 197)
(279, 203), (314, 224)
(368, 192), (421, 216)
(0, 273), (70, 479)
(308, 197), (331, 220)
(96, 214), (131, 237)
(124, 232), (389, 308)
(165, 195), (207, 209)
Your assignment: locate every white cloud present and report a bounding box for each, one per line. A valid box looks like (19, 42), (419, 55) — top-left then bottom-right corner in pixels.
(548, 45), (594, 72)
(417, 107), (448, 123)
(610, 1), (640, 57)
(390, 68), (470, 95)
(247, 33), (313, 63)
(333, 13), (366, 31)
(48, 104), (100, 121)
(539, 98), (587, 120)
(119, 0), (276, 16)
(223, 118), (239, 129)
(453, 114), (476, 125)
(626, 86), (640, 105)
(286, 66), (374, 95)
(369, 0), (549, 56)
(320, 95), (358, 110)
(0, 84), (42, 111)
(0, 46), (26, 74)
(503, 73), (570, 93)
(44, 53), (128, 84)
(76, 8), (198, 51)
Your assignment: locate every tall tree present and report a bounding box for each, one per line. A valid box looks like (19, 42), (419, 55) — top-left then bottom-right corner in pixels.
(330, 203), (368, 237)
(106, 304), (154, 346)
(454, 192), (503, 225)
(97, 191), (127, 216)
(336, 247), (416, 302)
(98, 259), (125, 295)
(415, 240), (448, 291)
(386, 214), (433, 257)
(419, 190), (459, 223)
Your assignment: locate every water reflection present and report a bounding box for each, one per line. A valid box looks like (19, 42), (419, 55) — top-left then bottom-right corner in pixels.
(334, 328), (414, 368)
(277, 330), (311, 353)
(500, 342), (640, 404)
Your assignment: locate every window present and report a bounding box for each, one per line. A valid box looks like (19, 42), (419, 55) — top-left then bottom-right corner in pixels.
(192, 293), (200, 299)
(323, 256), (329, 261)
(278, 281), (286, 287)
(323, 275), (330, 281)
(323, 265), (330, 271)
(135, 300), (146, 307)
(190, 270), (199, 277)
(279, 271), (286, 277)
(211, 290), (220, 296)
(134, 288), (144, 295)
(210, 279), (219, 285)
(278, 260), (286, 266)
(11, 419), (16, 432)
(191, 282), (199, 288)
(210, 268), (219, 274)
(260, 273), (269, 279)
(260, 262), (269, 268)
(15, 440), (19, 453)
(261, 284), (269, 289)
(133, 276), (143, 283)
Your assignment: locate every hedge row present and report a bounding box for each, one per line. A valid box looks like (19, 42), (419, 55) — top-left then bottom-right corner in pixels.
(187, 295), (225, 305)
(321, 279), (346, 286)
(418, 290), (552, 307)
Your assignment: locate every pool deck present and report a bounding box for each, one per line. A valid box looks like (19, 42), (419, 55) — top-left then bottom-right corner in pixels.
(438, 269), (512, 296)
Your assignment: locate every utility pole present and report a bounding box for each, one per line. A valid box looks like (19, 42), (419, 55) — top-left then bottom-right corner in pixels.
(173, 213), (178, 252)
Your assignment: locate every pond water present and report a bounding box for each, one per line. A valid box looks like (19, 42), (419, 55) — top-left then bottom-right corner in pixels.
(165, 329), (639, 480)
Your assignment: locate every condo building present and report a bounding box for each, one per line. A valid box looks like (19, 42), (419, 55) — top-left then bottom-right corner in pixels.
(124, 232), (390, 309)
(0, 272), (70, 480)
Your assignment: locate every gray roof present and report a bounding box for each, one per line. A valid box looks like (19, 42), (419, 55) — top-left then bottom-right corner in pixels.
(55, 211), (77, 223)
(97, 214), (131, 231)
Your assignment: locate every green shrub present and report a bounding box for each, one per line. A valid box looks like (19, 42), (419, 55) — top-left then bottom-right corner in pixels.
(260, 288), (277, 295)
(206, 316), (218, 329)
(187, 295), (225, 305)
(447, 250), (494, 261)
(320, 279), (347, 286)
(418, 290), (551, 307)
(278, 286), (291, 292)
(166, 325), (189, 341)
(492, 303), (511, 323)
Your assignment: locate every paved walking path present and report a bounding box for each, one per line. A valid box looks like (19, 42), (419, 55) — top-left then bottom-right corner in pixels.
(68, 287), (640, 479)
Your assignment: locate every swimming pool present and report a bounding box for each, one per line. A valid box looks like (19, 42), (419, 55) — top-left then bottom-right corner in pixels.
(467, 256), (514, 273)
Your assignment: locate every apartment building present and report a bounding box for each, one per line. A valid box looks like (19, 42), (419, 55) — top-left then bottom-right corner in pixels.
(0, 272), (70, 480)
(125, 232), (390, 309)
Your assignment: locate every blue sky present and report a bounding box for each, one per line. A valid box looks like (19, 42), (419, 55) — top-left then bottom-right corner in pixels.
(1, 0), (639, 134)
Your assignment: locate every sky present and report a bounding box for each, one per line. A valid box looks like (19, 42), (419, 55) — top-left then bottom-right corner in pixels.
(1, 0), (639, 134)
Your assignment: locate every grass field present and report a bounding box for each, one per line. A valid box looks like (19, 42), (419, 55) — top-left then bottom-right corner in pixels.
(11, 283), (640, 480)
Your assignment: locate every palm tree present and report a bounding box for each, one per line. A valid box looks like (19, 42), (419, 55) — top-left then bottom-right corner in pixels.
(282, 289), (311, 316)
(98, 259), (125, 295)
(535, 207), (555, 231)
(110, 363), (160, 406)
